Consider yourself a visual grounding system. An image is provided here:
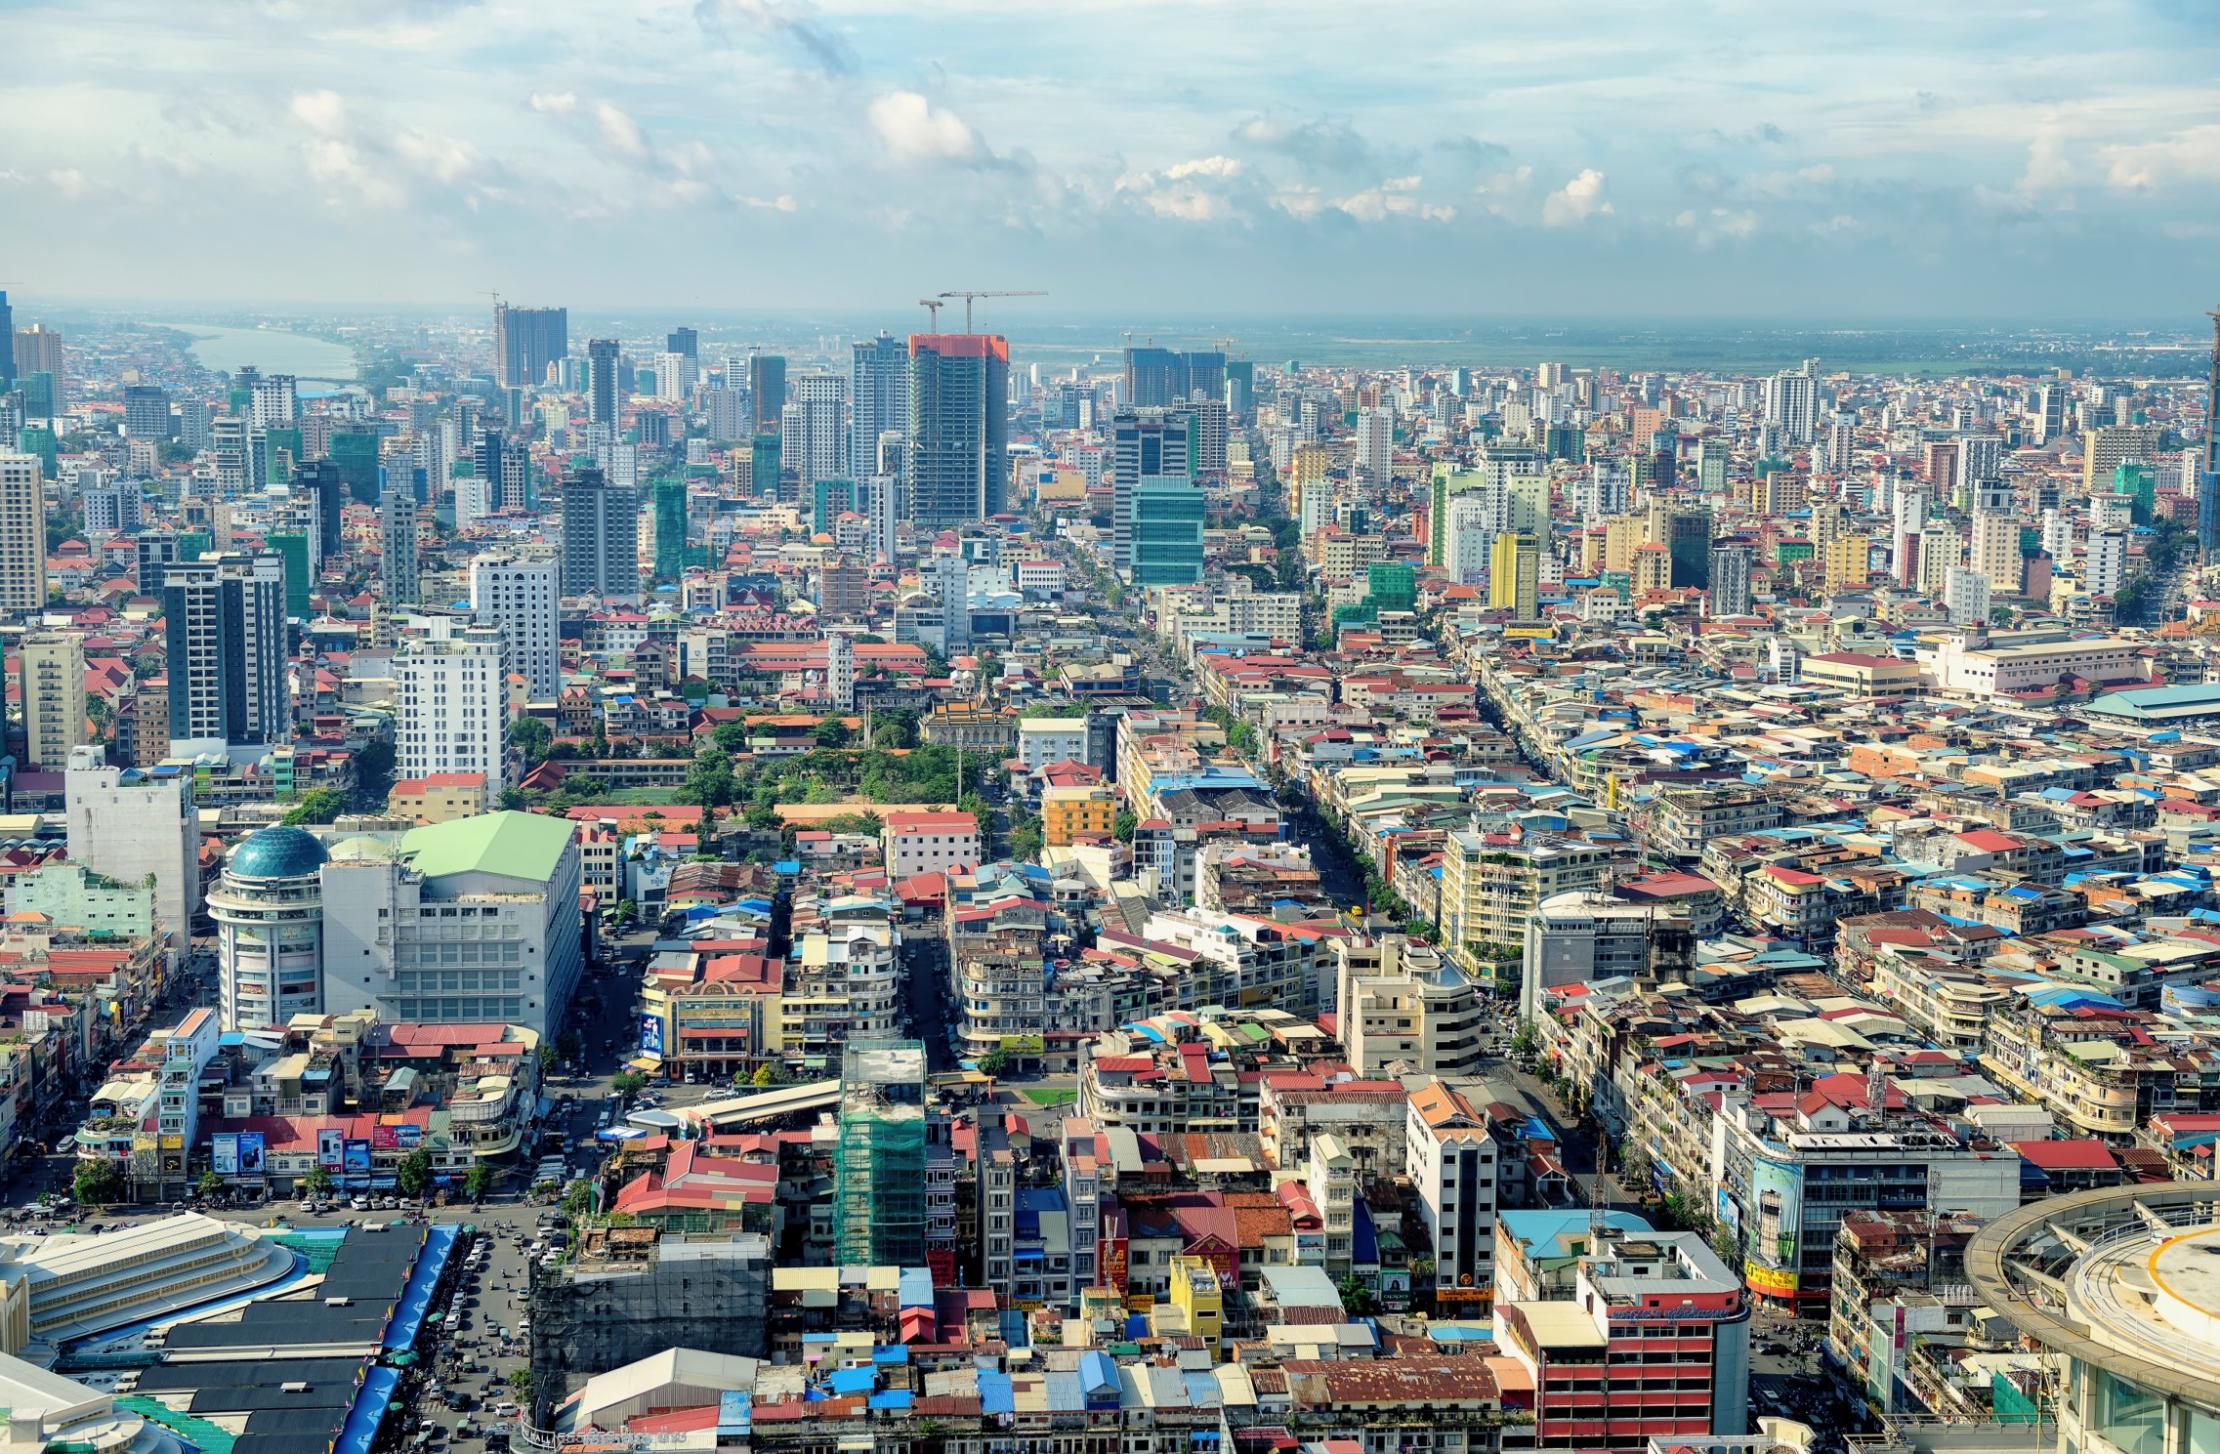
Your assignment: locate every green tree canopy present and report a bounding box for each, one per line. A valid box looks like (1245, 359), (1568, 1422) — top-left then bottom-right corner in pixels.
(282, 788), (347, 826)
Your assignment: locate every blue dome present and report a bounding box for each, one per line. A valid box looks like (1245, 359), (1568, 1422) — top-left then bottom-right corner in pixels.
(226, 826), (329, 880)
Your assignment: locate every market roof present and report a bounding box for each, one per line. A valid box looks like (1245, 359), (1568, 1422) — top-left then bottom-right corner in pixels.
(399, 810), (576, 882)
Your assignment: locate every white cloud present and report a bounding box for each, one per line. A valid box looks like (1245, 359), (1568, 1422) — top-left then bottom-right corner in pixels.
(594, 101), (649, 159)
(1338, 175), (1455, 223)
(47, 167), (89, 201)
(1673, 206), (1758, 246)
(2099, 124), (2220, 191)
(1166, 155), (1242, 180)
(529, 91), (578, 115)
(2016, 124), (2074, 193)
(1542, 168), (1611, 226)
(394, 129), (479, 185)
(289, 89), (347, 136)
(866, 90), (984, 165)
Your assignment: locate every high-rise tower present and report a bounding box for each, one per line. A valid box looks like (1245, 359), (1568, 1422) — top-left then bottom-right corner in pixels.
(906, 334), (1008, 530)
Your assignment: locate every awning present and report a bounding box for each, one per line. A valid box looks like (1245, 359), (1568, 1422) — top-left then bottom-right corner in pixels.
(626, 1054), (664, 1071)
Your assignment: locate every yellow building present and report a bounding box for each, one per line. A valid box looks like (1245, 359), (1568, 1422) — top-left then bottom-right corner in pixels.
(18, 631), (85, 772)
(387, 772), (491, 824)
(1602, 516), (1644, 574)
(1041, 783), (1117, 845)
(1165, 1254), (1224, 1353)
(1488, 532), (1539, 621)
(2080, 424), (2161, 494)
(1631, 541), (1671, 596)
(1288, 443), (1330, 515)
(1824, 532), (1871, 589)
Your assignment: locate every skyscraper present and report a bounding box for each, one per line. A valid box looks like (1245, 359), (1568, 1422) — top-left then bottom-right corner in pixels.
(123, 385), (172, 439)
(248, 375), (296, 428)
(1354, 407), (1392, 485)
(1129, 476), (1204, 587)
(381, 485), (420, 605)
(164, 553), (288, 747)
(1761, 359), (1819, 445)
(1709, 541), (1754, 617)
(560, 463), (641, 602)
(1488, 532), (1540, 620)
(18, 631), (86, 770)
(493, 303), (568, 389)
(0, 290), (12, 387)
(1971, 483), (2020, 594)
(585, 338), (621, 433)
(851, 332), (909, 483)
(788, 372), (848, 486)
(666, 325), (698, 362)
(906, 334), (1008, 530)
(1110, 408), (1193, 574)
(394, 615), (508, 786)
(0, 452), (47, 611)
(1123, 347), (1227, 408)
(470, 552), (560, 700)
(749, 354), (787, 431)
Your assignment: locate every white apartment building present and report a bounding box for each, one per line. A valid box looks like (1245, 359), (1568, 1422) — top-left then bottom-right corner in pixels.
(1406, 1078), (1500, 1307)
(19, 631), (85, 770)
(470, 552), (561, 700)
(1016, 718), (1088, 773)
(881, 811), (981, 879)
(394, 616), (508, 787)
(64, 746), (200, 954)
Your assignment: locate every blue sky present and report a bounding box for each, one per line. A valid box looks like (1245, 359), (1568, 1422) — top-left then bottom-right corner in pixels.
(3, 0), (2214, 319)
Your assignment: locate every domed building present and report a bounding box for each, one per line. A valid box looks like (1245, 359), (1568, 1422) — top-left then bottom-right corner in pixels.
(208, 827), (330, 1028)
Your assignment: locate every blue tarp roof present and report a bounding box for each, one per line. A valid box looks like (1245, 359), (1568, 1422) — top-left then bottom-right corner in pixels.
(382, 1224), (457, 1352)
(980, 1371), (1016, 1415)
(333, 1365), (402, 1454)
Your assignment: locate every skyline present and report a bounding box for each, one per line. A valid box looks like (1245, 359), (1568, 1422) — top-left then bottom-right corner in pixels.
(3, 0), (2215, 319)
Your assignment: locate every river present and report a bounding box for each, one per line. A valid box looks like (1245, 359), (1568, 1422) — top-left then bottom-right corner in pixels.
(156, 322), (360, 383)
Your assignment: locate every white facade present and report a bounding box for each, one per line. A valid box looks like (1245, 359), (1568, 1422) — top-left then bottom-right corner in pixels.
(1945, 566), (1992, 626)
(787, 372), (848, 487)
(882, 814), (981, 878)
(2085, 528), (2128, 600)
(1762, 362), (1819, 444)
(470, 552), (561, 699)
(1354, 408), (1392, 485)
(394, 616), (509, 786)
(63, 746), (200, 953)
(1405, 1080), (1500, 1301)
(1016, 719), (1088, 773)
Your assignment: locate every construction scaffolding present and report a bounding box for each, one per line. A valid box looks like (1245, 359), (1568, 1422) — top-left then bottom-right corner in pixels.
(834, 1039), (928, 1266)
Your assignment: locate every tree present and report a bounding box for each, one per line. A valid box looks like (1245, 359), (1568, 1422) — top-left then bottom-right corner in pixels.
(812, 716), (853, 749)
(712, 720), (752, 755)
(353, 738), (397, 804)
(868, 709), (919, 749)
(612, 899), (640, 931)
(978, 1046), (1012, 1076)
(196, 1169), (226, 1200)
(509, 717), (554, 765)
(1113, 808), (1138, 843)
(282, 788), (347, 826)
(304, 1164), (336, 1196)
(507, 1368), (533, 1395)
(396, 1148), (434, 1197)
(74, 1160), (125, 1206)
(538, 1043), (559, 1075)
(464, 1162), (495, 1203)
(563, 1178), (596, 1218)
(684, 747), (738, 820)
(612, 1071), (647, 1099)
(750, 1062), (782, 1088)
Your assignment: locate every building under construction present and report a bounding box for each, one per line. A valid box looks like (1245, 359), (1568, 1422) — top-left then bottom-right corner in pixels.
(834, 1039), (928, 1266)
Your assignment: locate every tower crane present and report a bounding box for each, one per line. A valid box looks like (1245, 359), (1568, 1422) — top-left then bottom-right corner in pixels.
(935, 289), (1046, 333)
(918, 298), (944, 328)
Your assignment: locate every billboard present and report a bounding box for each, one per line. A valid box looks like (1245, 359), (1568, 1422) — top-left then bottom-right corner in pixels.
(394, 1124), (423, 1150)
(211, 1134), (239, 1176)
(236, 1132), (266, 1176)
(372, 1125), (401, 1152)
(344, 1138), (373, 1173)
(1742, 1154), (1805, 1299)
(318, 1128), (345, 1167)
(639, 1013), (665, 1057)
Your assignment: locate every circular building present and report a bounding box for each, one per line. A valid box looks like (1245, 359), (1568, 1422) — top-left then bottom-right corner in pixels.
(209, 826), (329, 1029)
(1966, 1183), (2220, 1454)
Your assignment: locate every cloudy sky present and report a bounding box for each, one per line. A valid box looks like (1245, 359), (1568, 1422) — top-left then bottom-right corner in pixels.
(3, 0), (2214, 320)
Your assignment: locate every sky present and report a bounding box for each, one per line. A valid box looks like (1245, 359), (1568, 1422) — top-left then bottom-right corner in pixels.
(2, 0), (2215, 321)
